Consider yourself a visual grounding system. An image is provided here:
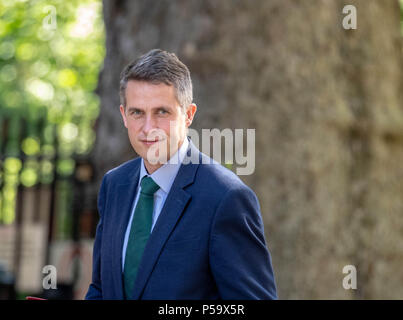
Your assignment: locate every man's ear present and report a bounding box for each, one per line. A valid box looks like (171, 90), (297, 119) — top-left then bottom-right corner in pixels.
(120, 105), (128, 128)
(185, 103), (197, 127)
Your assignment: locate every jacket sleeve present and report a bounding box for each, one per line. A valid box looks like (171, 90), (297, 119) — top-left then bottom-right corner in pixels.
(209, 185), (277, 299)
(85, 174), (108, 300)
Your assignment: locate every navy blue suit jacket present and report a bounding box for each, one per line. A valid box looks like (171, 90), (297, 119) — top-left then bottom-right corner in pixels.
(86, 139), (277, 299)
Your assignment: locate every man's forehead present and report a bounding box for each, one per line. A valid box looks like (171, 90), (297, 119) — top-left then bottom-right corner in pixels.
(126, 79), (174, 90)
(125, 80), (180, 106)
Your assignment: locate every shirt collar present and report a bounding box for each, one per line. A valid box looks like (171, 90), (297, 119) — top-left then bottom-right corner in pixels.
(139, 137), (189, 193)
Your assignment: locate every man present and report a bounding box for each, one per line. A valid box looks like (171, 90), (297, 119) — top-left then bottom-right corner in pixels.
(86, 49), (277, 300)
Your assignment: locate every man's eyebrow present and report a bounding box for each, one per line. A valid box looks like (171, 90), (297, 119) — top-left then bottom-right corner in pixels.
(126, 106), (143, 112)
(154, 106), (171, 110)
(126, 105), (173, 113)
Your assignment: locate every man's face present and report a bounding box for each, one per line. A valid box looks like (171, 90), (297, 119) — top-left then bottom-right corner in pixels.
(120, 80), (196, 173)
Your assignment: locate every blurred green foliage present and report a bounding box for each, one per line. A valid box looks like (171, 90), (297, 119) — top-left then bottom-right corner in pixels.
(0, 0), (105, 224)
(0, 0), (104, 150)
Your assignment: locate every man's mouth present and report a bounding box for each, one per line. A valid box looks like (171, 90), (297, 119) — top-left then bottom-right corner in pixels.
(141, 139), (164, 146)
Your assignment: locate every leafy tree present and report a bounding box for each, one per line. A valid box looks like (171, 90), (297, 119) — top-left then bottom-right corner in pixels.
(0, 0), (104, 224)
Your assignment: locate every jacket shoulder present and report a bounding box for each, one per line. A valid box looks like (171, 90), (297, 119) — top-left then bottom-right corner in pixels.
(104, 157), (141, 183)
(195, 158), (254, 197)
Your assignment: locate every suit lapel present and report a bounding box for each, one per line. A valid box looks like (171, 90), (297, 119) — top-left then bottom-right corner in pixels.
(111, 163), (140, 299)
(131, 140), (201, 299)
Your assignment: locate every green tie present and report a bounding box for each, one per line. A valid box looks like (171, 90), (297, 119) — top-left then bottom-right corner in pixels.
(123, 176), (160, 299)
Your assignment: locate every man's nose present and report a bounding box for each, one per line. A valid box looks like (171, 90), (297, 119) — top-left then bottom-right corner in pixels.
(142, 115), (156, 135)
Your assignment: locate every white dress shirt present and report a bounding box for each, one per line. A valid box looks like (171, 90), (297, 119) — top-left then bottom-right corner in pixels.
(122, 138), (189, 271)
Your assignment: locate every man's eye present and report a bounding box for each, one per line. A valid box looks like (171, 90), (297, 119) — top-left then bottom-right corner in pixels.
(158, 109), (168, 114)
(130, 110), (141, 115)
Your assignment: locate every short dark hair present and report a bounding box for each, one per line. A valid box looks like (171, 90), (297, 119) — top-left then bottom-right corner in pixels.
(119, 49), (193, 111)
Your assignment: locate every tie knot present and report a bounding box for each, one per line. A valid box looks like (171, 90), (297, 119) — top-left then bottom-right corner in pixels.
(140, 176), (160, 195)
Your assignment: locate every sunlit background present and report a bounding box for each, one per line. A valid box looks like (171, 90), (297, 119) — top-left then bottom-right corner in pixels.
(0, 0), (104, 299)
(0, 0), (403, 300)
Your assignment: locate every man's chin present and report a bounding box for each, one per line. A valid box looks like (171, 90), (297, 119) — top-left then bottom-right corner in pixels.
(134, 139), (181, 163)
(141, 145), (168, 165)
